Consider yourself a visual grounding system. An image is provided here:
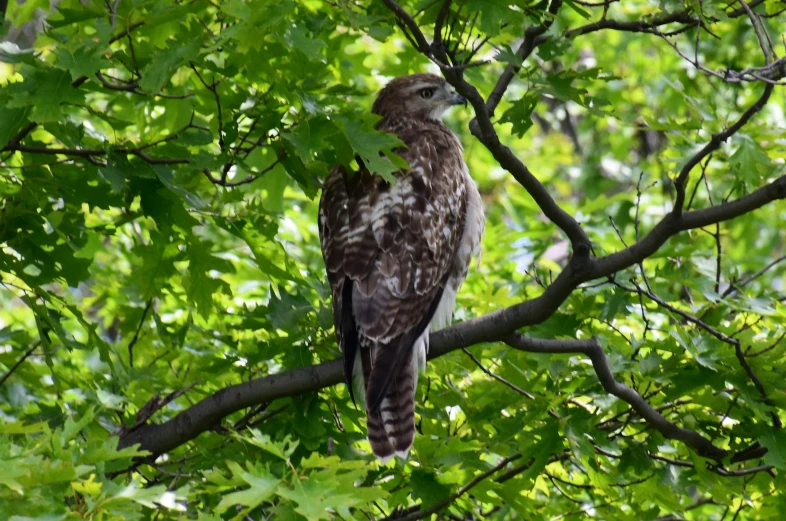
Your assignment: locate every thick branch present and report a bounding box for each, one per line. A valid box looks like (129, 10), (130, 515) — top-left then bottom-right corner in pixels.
(118, 359), (344, 454)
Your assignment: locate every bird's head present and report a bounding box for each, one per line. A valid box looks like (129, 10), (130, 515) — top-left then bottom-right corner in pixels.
(371, 73), (467, 122)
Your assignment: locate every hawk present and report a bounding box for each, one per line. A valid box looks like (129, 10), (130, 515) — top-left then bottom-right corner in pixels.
(318, 73), (484, 461)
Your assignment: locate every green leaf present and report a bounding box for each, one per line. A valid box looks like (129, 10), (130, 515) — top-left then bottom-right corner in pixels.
(49, 4), (106, 29)
(150, 164), (206, 210)
(538, 38), (572, 61)
(139, 39), (202, 93)
(239, 430), (299, 460)
(114, 478), (187, 510)
(0, 465), (26, 494)
(7, 68), (85, 122)
(518, 423), (563, 483)
(564, 0), (592, 18)
(494, 44), (523, 67)
(180, 126), (213, 146)
(185, 239), (233, 318)
(409, 468), (452, 508)
(277, 454), (384, 521)
(99, 151), (132, 191)
(0, 99), (30, 148)
(760, 428), (786, 469)
(333, 114), (406, 183)
(55, 44), (109, 81)
(500, 93), (539, 138)
(730, 135), (773, 183)
(216, 462), (281, 513)
(9, 515), (68, 521)
(282, 26), (326, 63)
(131, 233), (182, 299)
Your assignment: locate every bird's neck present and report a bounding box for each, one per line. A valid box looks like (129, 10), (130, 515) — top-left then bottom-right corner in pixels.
(376, 113), (446, 133)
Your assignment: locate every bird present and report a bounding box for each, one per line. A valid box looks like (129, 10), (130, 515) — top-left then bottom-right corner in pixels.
(318, 73), (485, 462)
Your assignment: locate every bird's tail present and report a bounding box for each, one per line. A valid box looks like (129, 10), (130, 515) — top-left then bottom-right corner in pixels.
(362, 344), (416, 462)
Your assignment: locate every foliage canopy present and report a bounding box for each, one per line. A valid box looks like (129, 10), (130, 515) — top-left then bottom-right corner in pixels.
(1, 0), (786, 519)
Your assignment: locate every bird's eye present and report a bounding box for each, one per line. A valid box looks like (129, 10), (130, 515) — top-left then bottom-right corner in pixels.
(419, 88), (435, 99)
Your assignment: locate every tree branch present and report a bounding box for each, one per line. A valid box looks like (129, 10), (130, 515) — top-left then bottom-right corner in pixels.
(565, 0), (768, 40)
(190, 64), (225, 151)
(722, 255), (786, 298)
(201, 156), (283, 187)
(461, 348), (534, 400)
(381, 0), (431, 54)
(484, 2), (561, 116)
(118, 359), (344, 454)
(2, 133), (189, 169)
(4, 122), (38, 149)
(127, 299), (153, 368)
(738, 0), (772, 66)
(503, 333), (726, 460)
(672, 84), (774, 214)
(613, 277), (783, 431)
(108, 21), (145, 45)
(565, 11), (698, 38)
(0, 342), (40, 388)
(391, 455), (522, 521)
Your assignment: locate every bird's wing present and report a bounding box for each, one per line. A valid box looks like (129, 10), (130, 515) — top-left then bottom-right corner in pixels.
(318, 133), (467, 407)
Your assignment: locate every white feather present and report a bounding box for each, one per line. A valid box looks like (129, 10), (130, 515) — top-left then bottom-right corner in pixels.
(395, 447), (412, 459)
(430, 285), (457, 332)
(412, 326), (429, 381)
(378, 453), (394, 465)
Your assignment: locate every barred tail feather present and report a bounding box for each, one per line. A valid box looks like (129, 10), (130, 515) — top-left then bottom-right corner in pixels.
(367, 408), (396, 462)
(381, 346), (416, 459)
(363, 341), (417, 461)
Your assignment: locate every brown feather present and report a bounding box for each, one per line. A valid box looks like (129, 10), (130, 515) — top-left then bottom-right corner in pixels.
(318, 73), (484, 460)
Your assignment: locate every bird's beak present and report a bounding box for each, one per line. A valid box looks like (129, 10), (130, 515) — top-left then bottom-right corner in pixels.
(449, 93), (468, 107)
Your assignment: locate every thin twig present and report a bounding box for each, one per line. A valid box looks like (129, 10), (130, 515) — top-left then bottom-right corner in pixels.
(202, 156), (283, 187)
(722, 255), (786, 297)
(672, 84), (774, 214)
(128, 299), (153, 368)
(108, 21), (145, 44)
(734, 343), (782, 428)
(0, 342), (41, 387)
(389, 455), (522, 521)
(738, 0), (771, 65)
(190, 64), (225, 151)
(462, 348), (535, 399)
(747, 330), (786, 357)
